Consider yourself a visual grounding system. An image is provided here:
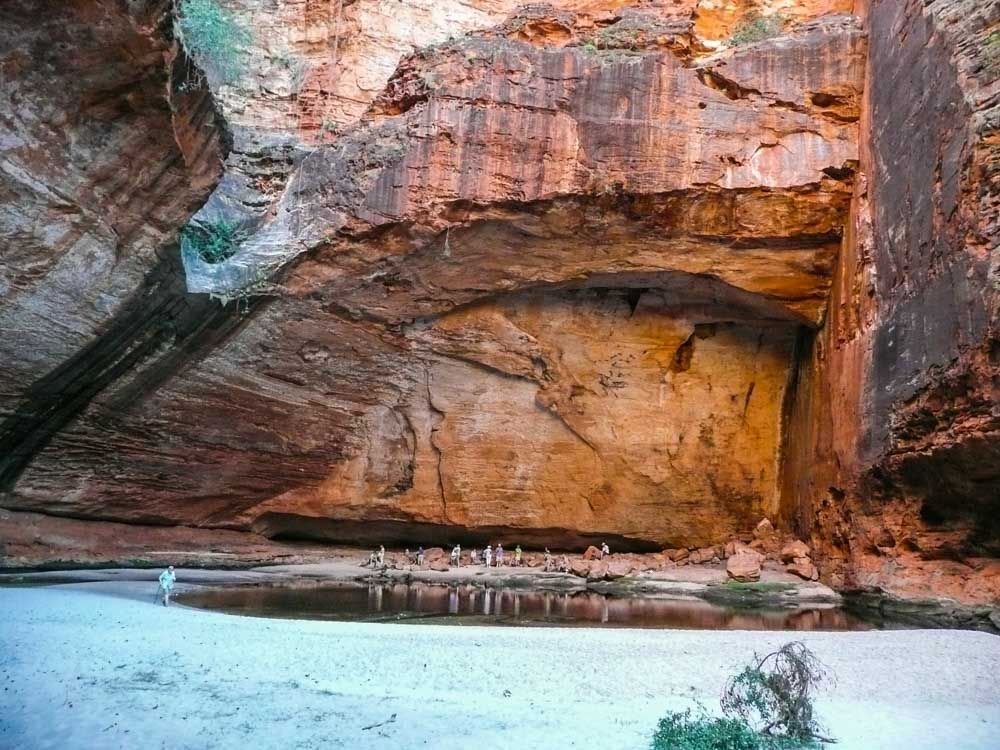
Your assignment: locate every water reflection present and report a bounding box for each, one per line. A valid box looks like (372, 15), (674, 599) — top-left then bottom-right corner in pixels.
(179, 582), (872, 631)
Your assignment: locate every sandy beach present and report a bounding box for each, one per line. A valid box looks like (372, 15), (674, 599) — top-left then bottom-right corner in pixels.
(2, 581), (999, 750)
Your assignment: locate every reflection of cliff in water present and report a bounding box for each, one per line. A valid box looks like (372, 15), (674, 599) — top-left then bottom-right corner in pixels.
(179, 582), (871, 631)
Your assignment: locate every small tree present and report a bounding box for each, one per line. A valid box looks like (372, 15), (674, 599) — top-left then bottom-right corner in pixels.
(174, 0), (251, 85)
(721, 642), (830, 742)
(651, 642), (830, 750)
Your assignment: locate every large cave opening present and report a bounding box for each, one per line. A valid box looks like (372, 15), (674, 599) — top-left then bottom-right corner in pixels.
(245, 273), (814, 552)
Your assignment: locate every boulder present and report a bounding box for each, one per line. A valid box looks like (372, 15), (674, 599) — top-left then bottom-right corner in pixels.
(582, 545), (602, 560)
(726, 541), (756, 558)
(428, 559), (450, 572)
(664, 548), (689, 562)
(423, 547), (446, 562)
(688, 546), (719, 565)
(726, 551), (762, 582)
(587, 561), (610, 580)
(605, 560), (634, 579)
(780, 540), (811, 563)
(786, 557), (818, 581)
(753, 518), (776, 540)
(569, 559), (592, 578)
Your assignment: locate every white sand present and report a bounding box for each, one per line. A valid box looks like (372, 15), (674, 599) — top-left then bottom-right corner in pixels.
(1, 583), (998, 750)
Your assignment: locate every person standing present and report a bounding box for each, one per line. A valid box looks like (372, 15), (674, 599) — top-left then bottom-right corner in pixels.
(417, 546), (425, 566)
(543, 548), (552, 571)
(157, 566), (176, 607)
(377, 545), (385, 567)
(514, 545), (523, 567)
(600, 542), (610, 559)
(484, 544), (493, 568)
(495, 544), (505, 567)
(451, 544), (462, 567)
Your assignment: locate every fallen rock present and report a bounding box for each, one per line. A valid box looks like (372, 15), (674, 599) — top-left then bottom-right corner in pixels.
(587, 561), (610, 580)
(780, 540), (811, 563)
(726, 541), (756, 558)
(786, 557), (819, 581)
(753, 518), (776, 539)
(582, 545), (602, 561)
(428, 559), (450, 572)
(605, 560), (634, 579)
(569, 559), (592, 577)
(688, 546), (719, 565)
(664, 548), (689, 562)
(423, 547), (446, 562)
(726, 551), (762, 582)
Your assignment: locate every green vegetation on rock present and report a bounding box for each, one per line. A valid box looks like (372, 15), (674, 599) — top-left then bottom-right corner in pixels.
(729, 12), (788, 46)
(175, 0), (251, 85)
(181, 219), (245, 264)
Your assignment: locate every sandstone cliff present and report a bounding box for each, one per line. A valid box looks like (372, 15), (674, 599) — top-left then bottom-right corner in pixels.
(0, 0), (996, 608)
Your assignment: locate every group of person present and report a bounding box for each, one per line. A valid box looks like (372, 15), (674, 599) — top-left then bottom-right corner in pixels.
(154, 540), (614, 605)
(366, 541), (611, 571)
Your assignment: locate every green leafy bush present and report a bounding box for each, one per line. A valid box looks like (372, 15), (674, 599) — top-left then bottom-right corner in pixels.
(175, 0), (251, 84)
(181, 219), (245, 264)
(651, 643), (830, 750)
(652, 710), (817, 750)
(729, 12), (787, 46)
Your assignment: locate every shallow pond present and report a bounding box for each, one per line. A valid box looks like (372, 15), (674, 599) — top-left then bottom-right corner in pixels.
(178, 581), (873, 631)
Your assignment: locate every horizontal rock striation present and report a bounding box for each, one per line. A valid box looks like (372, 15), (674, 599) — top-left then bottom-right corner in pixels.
(2, 0), (996, 611)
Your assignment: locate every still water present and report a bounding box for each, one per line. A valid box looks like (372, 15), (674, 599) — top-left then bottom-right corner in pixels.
(179, 582), (871, 631)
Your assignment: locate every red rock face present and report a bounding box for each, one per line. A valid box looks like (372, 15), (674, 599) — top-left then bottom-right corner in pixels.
(781, 0), (1000, 606)
(0, 0), (995, 609)
(1, 3), (865, 554)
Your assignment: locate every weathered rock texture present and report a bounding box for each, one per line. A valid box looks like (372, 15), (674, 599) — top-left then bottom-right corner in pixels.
(781, 0), (1000, 605)
(0, 0), (996, 609)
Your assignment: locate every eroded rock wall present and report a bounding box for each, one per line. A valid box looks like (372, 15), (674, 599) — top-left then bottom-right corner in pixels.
(1, 1), (864, 552)
(782, 0), (1000, 605)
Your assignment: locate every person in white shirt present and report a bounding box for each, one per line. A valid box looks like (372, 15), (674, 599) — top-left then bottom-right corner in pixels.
(157, 566), (176, 607)
(484, 545), (493, 568)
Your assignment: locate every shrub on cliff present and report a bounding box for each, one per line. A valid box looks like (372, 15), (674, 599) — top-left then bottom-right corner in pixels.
(651, 642), (829, 750)
(729, 12), (787, 46)
(174, 0), (251, 85)
(180, 218), (245, 264)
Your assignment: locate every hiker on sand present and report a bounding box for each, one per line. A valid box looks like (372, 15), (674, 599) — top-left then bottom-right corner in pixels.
(377, 545), (385, 567)
(157, 566), (176, 607)
(484, 544), (493, 568)
(471, 549), (479, 565)
(495, 544), (505, 567)
(514, 545), (523, 567)
(543, 548), (552, 571)
(451, 544), (461, 567)
(417, 547), (425, 566)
